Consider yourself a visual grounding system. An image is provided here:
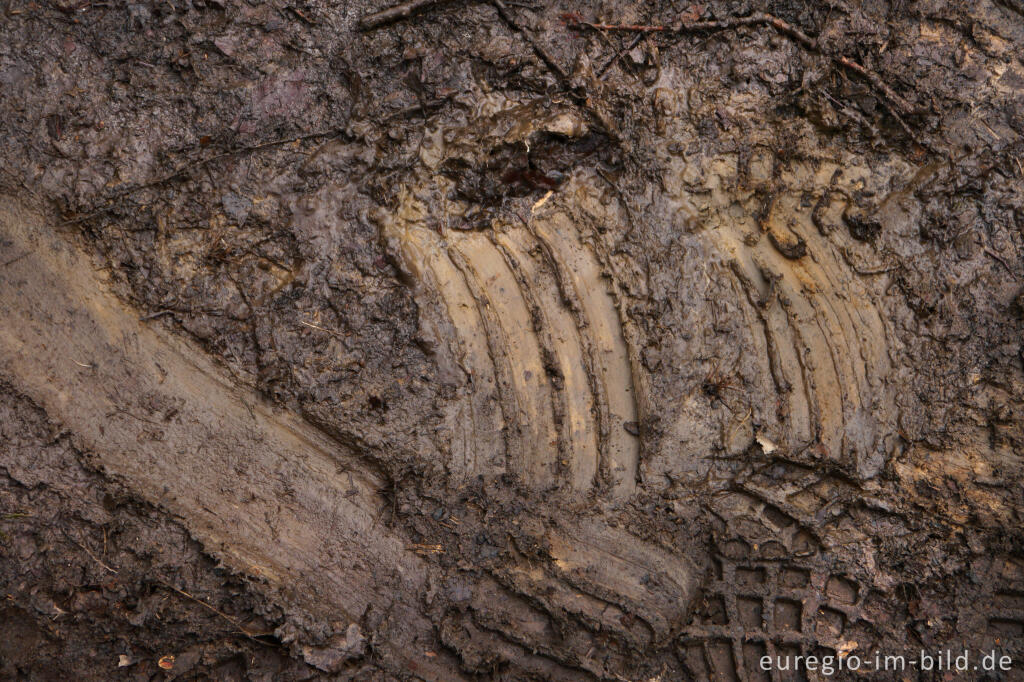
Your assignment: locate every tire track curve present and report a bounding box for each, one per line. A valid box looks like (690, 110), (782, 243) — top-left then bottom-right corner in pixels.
(381, 208), (641, 496)
(688, 154), (894, 473)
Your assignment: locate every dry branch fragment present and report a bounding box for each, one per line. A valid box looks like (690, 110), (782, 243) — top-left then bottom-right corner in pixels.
(570, 10), (921, 131)
(358, 0), (451, 30)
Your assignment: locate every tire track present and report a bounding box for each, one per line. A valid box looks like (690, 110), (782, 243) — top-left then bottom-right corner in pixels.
(449, 231), (559, 488)
(383, 203), (640, 495)
(493, 228), (600, 491)
(532, 211), (640, 496)
(387, 223), (506, 480)
(695, 155), (891, 466)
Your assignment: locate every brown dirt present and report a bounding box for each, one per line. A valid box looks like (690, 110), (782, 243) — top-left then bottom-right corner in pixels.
(1, 0), (1023, 679)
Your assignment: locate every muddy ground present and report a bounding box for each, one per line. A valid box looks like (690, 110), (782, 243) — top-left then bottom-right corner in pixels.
(1, 0), (1023, 679)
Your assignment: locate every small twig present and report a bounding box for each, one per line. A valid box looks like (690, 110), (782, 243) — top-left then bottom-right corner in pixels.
(2, 251), (31, 268)
(985, 248), (1019, 280)
(492, 0), (568, 82)
(358, 0), (450, 30)
(564, 18), (669, 33)
(834, 55), (915, 116)
(282, 5), (315, 25)
(299, 320), (342, 337)
(62, 130), (343, 226)
(685, 14), (919, 121)
(597, 33), (644, 78)
(566, 12), (815, 46)
(490, 0), (620, 140)
(154, 580), (276, 646)
(298, 320), (351, 344)
(162, 130), (341, 183)
(139, 309), (176, 321)
(66, 533), (118, 574)
(409, 542), (444, 555)
(570, 10), (923, 135)
(384, 97), (449, 122)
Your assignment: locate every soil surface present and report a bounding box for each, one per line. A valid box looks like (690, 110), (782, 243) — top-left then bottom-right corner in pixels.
(1, 0), (1023, 679)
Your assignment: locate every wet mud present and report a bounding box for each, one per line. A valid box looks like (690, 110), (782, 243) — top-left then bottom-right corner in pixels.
(2, 0), (1024, 679)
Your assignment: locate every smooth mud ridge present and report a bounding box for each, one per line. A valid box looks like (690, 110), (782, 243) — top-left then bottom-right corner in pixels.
(2, 1), (1024, 680)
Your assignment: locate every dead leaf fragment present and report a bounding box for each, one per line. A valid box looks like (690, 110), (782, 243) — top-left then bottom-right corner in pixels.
(755, 433), (777, 454)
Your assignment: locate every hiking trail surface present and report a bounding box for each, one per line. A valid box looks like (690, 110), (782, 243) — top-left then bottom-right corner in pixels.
(1, 0), (1023, 679)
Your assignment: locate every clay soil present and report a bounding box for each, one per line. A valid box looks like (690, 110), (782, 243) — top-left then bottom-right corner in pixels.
(1, 0), (1023, 679)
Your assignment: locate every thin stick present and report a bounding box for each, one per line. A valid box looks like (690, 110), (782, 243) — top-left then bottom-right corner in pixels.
(2, 251), (31, 268)
(490, 0), (621, 140)
(155, 580), (276, 646)
(65, 533), (118, 574)
(298, 320), (344, 338)
(358, 0), (450, 30)
(140, 309), (176, 321)
(694, 15), (917, 119)
(834, 55), (915, 116)
(985, 248), (1019, 280)
(573, 21), (669, 33)
(570, 11), (920, 122)
(491, 0), (569, 82)
(597, 33), (644, 78)
(61, 130), (342, 226)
